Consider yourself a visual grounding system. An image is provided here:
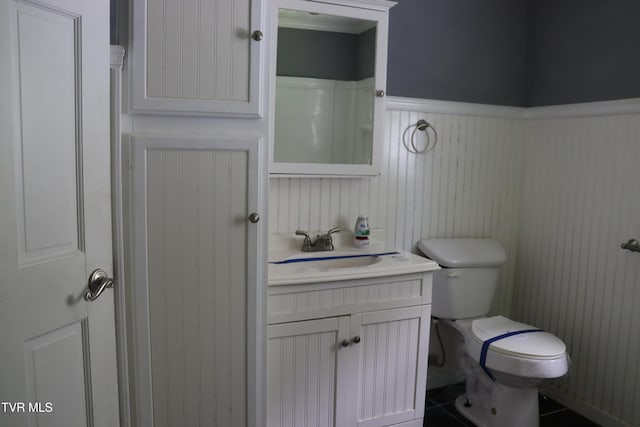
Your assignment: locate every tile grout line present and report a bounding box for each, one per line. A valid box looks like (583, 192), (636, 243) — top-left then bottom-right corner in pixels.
(540, 408), (569, 417)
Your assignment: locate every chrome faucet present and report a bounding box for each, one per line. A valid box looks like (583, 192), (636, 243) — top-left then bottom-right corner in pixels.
(295, 228), (341, 252)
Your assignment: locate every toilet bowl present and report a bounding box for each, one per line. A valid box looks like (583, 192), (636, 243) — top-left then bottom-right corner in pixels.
(418, 238), (569, 427)
(444, 316), (569, 427)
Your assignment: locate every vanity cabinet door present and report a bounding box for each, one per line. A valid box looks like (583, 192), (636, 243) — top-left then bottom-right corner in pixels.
(267, 316), (351, 427)
(348, 306), (431, 427)
(130, 0), (263, 116)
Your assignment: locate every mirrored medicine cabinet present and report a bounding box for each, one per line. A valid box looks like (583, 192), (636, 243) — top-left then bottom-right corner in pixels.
(269, 0), (395, 177)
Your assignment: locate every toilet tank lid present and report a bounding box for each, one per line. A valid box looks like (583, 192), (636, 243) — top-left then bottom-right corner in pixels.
(417, 238), (506, 267)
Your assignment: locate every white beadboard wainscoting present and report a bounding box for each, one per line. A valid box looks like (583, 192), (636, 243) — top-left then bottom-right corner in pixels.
(269, 98), (525, 316)
(514, 113), (640, 427)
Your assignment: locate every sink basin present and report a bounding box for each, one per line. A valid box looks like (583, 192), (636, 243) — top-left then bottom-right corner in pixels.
(270, 252), (396, 271)
(290, 254), (384, 273)
(304, 255), (383, 270)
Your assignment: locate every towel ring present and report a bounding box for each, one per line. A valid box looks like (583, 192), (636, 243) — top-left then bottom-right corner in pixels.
(403, 119), (437, 155)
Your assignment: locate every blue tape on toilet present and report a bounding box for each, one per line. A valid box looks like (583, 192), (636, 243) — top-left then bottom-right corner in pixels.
(479, 329), (545, 381)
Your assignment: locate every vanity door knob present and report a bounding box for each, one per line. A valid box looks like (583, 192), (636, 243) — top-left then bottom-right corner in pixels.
(248, 212), (260, 223)
(375, 89), (385, 97)
(252, 30), (263, 41)
(340, 339), (350, 348)
(351, 336), (361, 344)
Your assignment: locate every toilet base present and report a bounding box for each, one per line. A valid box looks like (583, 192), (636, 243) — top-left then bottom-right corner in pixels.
(455, 342), (540, 427)
(455, 383), (539, 427)
(455, 395), (487, 427)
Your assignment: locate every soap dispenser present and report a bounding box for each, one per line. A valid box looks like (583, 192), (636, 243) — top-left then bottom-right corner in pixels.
(353, 214), (370, 248)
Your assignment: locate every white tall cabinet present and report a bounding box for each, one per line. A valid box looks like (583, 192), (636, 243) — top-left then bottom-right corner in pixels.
(267, 273), (433, 427)
(123, 0), (268, 425)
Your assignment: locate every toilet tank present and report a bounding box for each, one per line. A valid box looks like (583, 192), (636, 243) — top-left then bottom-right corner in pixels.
(418, 239), (506, 319)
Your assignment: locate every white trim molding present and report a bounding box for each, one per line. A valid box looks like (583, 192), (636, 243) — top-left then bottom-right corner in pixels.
(110, 44), (130, 427)
(312, 0), (396, 12)
(386, 95), (640, 120)
(385, 96), (526, 119)
(525, 97), (640, 119)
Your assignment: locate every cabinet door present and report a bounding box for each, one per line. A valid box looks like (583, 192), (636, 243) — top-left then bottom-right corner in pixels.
(131, 0), (263, 116)
(349, 306), (431, 427)
(268, 317), (351, 427)
(131, 135), (263, 427)
(270, 0), (392, 177)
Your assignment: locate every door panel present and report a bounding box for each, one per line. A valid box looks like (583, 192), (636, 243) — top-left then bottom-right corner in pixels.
(14, 2), (82, 265)
(350, 306), (431, 427)
(24, 321), (90, 427)
(147, 149), (247, 427)
(267, 317), (350, 427)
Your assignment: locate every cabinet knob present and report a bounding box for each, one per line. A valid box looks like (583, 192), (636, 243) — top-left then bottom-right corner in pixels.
(248, 212), (260, 223)
(351, 336), (361, 344)
(375, 89), (385, 97)
(252, 30), (263, 41)
(340, 339), (350, 348)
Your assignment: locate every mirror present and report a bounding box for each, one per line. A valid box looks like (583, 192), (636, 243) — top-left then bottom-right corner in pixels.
(271, 1), (387, 176)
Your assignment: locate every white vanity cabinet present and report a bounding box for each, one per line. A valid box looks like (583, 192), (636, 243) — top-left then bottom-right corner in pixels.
(267, 273), (432, 427)
(130, 0), (264, 116)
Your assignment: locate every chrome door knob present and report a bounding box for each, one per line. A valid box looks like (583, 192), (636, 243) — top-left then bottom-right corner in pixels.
(84, 269), (115, 301)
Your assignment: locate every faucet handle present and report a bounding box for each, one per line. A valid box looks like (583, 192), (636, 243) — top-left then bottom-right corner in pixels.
(322, 227), (340, 251)
(295, 230), (313, 251)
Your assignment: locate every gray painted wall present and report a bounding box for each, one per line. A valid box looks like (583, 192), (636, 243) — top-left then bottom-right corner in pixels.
(277, 28), (375, 81)
(277, 28), (360, 80)
(526, 0), (640, 106)
(387, 0), (529, 106)
(386, 0), (640, 107)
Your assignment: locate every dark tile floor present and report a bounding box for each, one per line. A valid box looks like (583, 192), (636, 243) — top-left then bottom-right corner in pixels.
(425, 383), (601, 426)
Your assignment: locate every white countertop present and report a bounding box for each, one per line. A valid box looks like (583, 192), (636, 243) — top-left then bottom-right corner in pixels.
(268, 231), (440, 286)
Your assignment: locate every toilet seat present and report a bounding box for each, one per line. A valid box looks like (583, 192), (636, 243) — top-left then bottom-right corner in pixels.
(471, 316), (566, 359)
(456, 316), (569, 379)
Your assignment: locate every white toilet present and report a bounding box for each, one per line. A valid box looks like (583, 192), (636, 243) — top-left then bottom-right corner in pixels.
(418, 238), (569, 427)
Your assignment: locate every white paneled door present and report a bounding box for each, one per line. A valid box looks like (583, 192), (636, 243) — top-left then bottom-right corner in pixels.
(0, 0), (118, 426)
